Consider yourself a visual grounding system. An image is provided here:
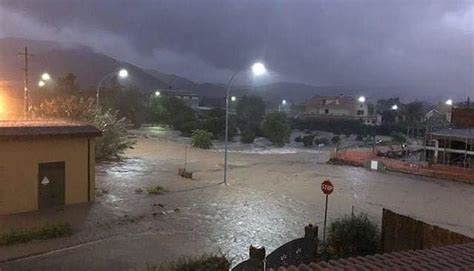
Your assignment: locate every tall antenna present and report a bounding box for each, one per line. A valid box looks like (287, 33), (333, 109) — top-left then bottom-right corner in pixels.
(17, 47), (34, 118)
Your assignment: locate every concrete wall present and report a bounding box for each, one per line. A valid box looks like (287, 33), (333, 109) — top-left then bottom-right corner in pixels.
(382, 209), (473, 253)
(0, 137), (95, 214)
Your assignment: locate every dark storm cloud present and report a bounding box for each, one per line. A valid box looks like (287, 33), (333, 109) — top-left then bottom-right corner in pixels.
(1, 0), (473, 98)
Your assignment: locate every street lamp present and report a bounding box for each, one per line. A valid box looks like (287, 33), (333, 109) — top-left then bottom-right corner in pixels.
(41, 73), (51, 81)
(279, 99), (287, 112)
(358, 96), (366, 103)
(38, 80), (46, 87)
(223, 62), (266, 185)
(445, 99), (453, 106)
(96, 68), (129, 109)
(231, 96), (237, 102)
(391, 104), (399, 110)
(155, 90), (161, 97)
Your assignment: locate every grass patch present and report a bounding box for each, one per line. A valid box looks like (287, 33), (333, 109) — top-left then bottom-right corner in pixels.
(147, 185), (168, 195)
(146, 254), (230, 271)
(0, 222), (72, 246)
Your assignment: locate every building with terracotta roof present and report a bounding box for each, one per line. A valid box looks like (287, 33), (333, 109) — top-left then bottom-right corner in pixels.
(0, 120), (101, 214)
(304, 95), (381, 125)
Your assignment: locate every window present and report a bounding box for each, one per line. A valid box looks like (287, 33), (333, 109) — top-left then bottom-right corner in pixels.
(357, 110), (364, 115)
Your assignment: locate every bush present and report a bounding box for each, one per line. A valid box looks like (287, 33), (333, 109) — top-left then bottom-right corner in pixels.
(0, 223), (72, 246)
(31, 96), (134, 160)
(324, 213), (380, 259)
(202, 109), (236, 140)
(262, 112), (291, 147)
(147, 254), (231, 271)
(191, 129), (213, 149)
(240, 129), (256, 144)
(294, 136), (303, 143)
(147, 185), (167, 195)
(150, 96), (197, 135)
(302, 135), (315, 147)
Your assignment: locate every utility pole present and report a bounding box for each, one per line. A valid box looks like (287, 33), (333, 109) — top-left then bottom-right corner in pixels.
(17, 47), (34, 118)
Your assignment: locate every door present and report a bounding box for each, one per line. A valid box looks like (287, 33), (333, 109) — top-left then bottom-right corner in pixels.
(38, 162), (65, 209)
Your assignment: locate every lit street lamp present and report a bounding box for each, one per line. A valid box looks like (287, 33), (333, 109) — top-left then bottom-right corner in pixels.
(223, 62), (266, 185)
(358, 96), (366, 103)
(38, 80), (45, 87)
(231, 96), (237, 102)
(155, 90), (161, 97)
(278, 99), (287, 112)
(96, 68), (128, 109)
(391, 104), (399, 110)
(445, 99), (453, 106)
(41, 73), (51, 81)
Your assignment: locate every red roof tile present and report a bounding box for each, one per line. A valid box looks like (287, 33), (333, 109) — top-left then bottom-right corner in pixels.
(269, 242), (474, 271)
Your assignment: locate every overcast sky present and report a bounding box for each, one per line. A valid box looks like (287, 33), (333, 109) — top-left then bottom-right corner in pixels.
(0, 0), (473, 98)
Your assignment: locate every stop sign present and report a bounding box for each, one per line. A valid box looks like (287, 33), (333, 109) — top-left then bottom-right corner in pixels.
(321, 179), (334, 195)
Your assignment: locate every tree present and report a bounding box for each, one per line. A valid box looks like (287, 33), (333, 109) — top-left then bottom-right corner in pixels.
(150, 96), (197, 136)
(101, 86), (147, 128)
(31, 96), (134, 160)
(202, 108), (236, 139)
(56, 73), (80, 95)
(236, 95), (266, 135)
(262, 112), (291, 147)
(403, 101), (427, 124)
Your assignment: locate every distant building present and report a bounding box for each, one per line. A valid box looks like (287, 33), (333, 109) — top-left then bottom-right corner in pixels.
(424, 128), (473, 168)
(424, 103), (452, 123)
(153, 89), (200, 109)
(451, 108), (474, 128)
(303, 95), (381, 125)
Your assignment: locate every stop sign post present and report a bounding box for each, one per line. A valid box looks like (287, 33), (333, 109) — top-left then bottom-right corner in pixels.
(321, 179), (334, 243)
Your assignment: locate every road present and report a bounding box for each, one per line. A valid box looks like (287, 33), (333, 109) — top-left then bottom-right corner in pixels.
(2, 130), (474, 270)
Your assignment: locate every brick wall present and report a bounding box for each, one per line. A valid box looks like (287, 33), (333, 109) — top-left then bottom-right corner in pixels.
(452, 108), (474, 128)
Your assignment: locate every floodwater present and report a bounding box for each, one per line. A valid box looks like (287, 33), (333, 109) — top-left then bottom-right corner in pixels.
(2, 128), (474, 270)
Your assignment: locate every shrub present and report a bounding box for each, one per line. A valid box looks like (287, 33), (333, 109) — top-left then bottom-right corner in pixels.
(31, 96), (134, 160)
(191, 129), (213, 149)
(302, 135), (315, 147)
(294, 136), (303, 143)
(0, 223), (72, 246)
(147, 254), (231, 271)
(147, 185), (167, 195)
(240, 129), (256, 144)
(262, 112), (291, 147)
(202, 109), (236, 139)
(324, 213), (380, 259)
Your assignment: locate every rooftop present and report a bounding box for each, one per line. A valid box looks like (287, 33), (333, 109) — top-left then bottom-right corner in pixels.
(270, 242), (474, 271)
(429, 128), (474, 140)
(0, 120), (102, 139)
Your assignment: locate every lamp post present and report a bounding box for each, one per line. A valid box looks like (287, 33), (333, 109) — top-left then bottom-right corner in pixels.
(96, 68), (128, 109)
(223, 62), (266, 185)
(278, 99), (287, 112)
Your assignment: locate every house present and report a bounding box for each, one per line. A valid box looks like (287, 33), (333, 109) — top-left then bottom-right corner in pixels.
(0, 120), (101, 214)
(304, 95), (381, 125)
(153, 89), (200, 109)
(424, 102), (452, 123)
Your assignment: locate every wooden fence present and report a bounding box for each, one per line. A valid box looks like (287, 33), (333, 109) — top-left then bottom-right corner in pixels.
(382, 209), (473, 252)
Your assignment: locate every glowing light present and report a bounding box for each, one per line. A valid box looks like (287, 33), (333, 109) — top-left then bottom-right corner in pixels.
(358, 96), (366, 103)
(155, 91), (161, 97)
(231, 96), (237, 102)
(282, 99), (287, 105)
(251, 62), (266, 76)
(445, 99), (453, 106)
(391, 104), (398, 110)
(118, 69), (128, 78)
(38, 80), (45, 87)
(41, 73), (51, 81)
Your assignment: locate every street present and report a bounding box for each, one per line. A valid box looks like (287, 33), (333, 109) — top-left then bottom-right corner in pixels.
(2, 130), (474, 270)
